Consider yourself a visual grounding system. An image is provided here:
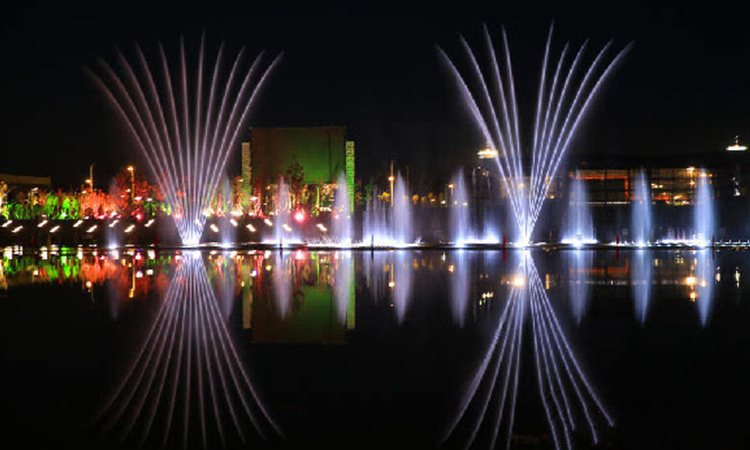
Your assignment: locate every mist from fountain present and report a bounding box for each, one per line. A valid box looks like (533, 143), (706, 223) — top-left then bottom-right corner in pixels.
(332, 172), (353, 245)
(439, 26), (630, 244)
(561, 173), (596, 246)
(631, 170), (652, 246)
(88, 37), (281, 246)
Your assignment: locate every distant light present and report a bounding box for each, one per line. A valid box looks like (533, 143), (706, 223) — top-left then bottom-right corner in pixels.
(294, 210), (305, 223)
(12, 225), (23, 233)
(316, 223), (327, 232)
(127, 166), (134, 172)
(388, 176), (395, 182)
(478, 146), (499, 159)
(264, 218), (273, 227)
(145, 219), (155, 227)
(250, 269), (258, 277)
(50, 225), (60, 233)
(108, 219), (119, 228)
(282, 224), (292, 232)
(124, 224), (135, 233)
(38, 220), (48, 228)
(246, 224), (256, 232)
(87, 225), (98, 233)
(73, 220), (83, 228)
(210, 224), (220, 233)
(512, 275), (525, 287)
(686, 276), (697, 286)
(230, 218), (238, 227)
(1, 220), (12, 228)
(726, 144), (746, 151)
(388, 281), (396, 288)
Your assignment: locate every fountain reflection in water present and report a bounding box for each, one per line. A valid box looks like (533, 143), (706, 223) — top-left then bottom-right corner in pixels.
(443, 252), (613, 450)
(631, 249), (653, 324)
(91, 252), (281, 447)
(567, 249), (593, 324)
(448, 250), (471, 326)
(694, 250), (715, 326)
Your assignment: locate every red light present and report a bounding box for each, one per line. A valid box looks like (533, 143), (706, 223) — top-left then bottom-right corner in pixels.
(294, 250), (305, 261)
(136, 213), (143, 221)
(294, 210), (305, 223)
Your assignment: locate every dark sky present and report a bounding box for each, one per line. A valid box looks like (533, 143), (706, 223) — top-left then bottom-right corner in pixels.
(2, 0), (750, 187)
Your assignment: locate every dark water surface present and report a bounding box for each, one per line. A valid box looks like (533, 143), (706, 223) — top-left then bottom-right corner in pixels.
(1, 247), (749, 449)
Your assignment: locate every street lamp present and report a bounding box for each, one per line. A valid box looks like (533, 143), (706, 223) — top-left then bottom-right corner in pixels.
(127, 166), (135, 203)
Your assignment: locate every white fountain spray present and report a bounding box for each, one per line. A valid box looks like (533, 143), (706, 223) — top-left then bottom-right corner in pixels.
(632, 170), (652, 246)
(561, 172), (596, 246)
(88, 36), (281, 246)
(439, 26), (630, 244)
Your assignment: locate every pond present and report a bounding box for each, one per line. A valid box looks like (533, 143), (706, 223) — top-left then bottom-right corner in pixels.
(1, 247), (748, 449)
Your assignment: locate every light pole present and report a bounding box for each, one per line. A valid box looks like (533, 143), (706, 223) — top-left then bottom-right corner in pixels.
(127, 166), (135, 204)
(388, 160), (394, 208)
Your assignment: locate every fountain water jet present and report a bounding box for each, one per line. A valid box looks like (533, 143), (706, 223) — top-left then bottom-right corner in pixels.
(332, 172), (353, 245)
(88, 37), (281, 246)
(631, 170), (652, 246)
(561, 173), (596, 246)
(693, 175), (715, 247)
(439, 26), (630, 244)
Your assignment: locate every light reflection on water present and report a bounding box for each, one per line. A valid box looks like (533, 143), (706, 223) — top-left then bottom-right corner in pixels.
(0, 247), (742, 448)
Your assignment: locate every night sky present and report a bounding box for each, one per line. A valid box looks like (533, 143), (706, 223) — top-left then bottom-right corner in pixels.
(1, 1), (750, 187)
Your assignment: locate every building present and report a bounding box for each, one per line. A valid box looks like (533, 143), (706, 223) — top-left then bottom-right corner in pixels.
(242, 126), (355, 215)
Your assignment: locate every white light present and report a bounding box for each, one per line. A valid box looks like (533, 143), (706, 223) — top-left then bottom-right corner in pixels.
(210, 224), (220, 233)
(124, 224), (135, 233)
(108, 219), (119, 228)
(264, 218), (273, 227)
(73, 220), (83, 228)
(1, 220), (12, 228)
(316, 223), (327, 232)
(50, 225), (60, 233)
(230, 218), (238, 227)
(282, 224), (292, 232)
(246, 224), (256, 232)
(12, 225), (23, 233)
(512, 275), (525, 287)
(145, 219), (155, 228)
(87, 225), (98, 233)
(38, 220), (48, 228)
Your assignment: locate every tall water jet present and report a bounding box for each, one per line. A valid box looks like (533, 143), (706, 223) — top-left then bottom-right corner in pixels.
(274, 179), (292, 247)
(693, 174), (715, 246)
(332, 172), (353, 245)
(631, 249), (653, 324)
(450, 171), (472, 246)
(561, 173), (595, 245)
(362, 188), (389, 247)
(392, 174), (413, 246)
(89, 37), (281, 246)
(631, 170), (652, 246)
(439, 26), (630, 243)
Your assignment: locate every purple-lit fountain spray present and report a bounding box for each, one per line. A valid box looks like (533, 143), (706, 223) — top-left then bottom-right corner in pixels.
(88, 37), (281, 246)
(439, 26), (630, 245)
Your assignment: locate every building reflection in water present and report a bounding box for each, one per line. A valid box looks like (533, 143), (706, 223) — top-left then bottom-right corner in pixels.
(566, 250), (593, 324)
(631, 249), (653, 324)
(443, 252), (614, 450)
(91, 252), (282, 448)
